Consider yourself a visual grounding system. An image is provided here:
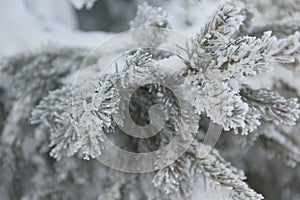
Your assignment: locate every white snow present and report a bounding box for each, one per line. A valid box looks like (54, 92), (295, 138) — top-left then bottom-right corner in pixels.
(0, 0), (109, 56)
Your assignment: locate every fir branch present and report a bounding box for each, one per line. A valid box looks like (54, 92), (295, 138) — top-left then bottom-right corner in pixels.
(153, 141), (264, 200)
(234, 106), (261, 135)
(194, 4), (246, 48)
(153, 157), (191, 199)
(240, 85), (300, 126)
(31, 87), (77, 160)
(214, 32), (277, 78)
(272, 32), (300, 64)
(31, 75), (119, 160)
(185, 73), (248, 131)
(188, 142), (264, 200)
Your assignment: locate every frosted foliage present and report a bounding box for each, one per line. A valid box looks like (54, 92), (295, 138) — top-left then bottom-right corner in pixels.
(31, 87), (77, 160)
(240, 85), (300, 126)
(153, 158), (188, 197)
(31, 76), (119, 160)
(2, 1), (300, 200)
(239, 107), (261, 135)
(182, 3), (300, 135)
(274, 32), (300, 63)
(185, 73), (248, 131)
(195, 4), (246, 45)
(152, 142), (263, 200)
(188, 142), (264, 200)
(26, 3), (300, 200)
(214, 32), (278, 78)
(121, 50), (156, 87)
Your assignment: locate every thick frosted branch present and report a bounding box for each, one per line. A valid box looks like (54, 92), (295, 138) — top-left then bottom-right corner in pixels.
(31, 75), (119, 160)
(194, 4), (246, 48)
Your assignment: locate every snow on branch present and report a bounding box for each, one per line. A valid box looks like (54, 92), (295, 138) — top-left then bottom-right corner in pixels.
(181, 4), (300, 135)
(272, 32), (300, 64)
(194, 4), (246, 48)
(153, 158), (191, 199)
(213, 32), (277, 78)
(30, 87), (77, 160)
(31, 75), (119, 160)
(188, 142), (264, 200)
(184, 73), (248, 131)
(240, 85), (300, 126)
(153, 142), (264, 200)
(2, 1), (300, 199)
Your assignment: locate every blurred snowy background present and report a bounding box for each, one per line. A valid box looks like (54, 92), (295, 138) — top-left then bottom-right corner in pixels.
(0, 0), (218, 56)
